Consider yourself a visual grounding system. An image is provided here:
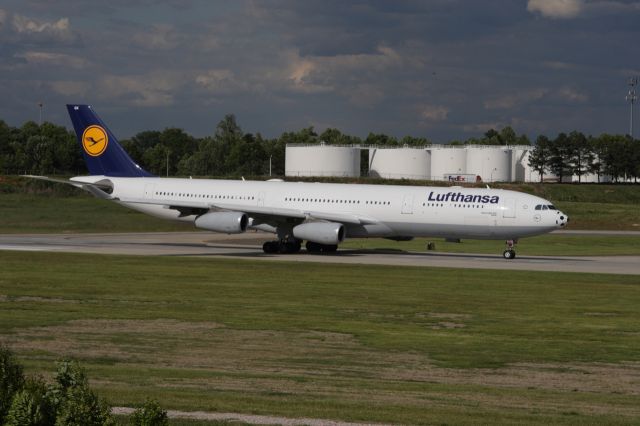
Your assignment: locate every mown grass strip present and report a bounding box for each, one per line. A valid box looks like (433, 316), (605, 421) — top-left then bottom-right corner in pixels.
(1, 251), (640, 424)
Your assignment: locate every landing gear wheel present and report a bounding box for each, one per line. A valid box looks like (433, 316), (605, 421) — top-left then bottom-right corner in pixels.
(264, 240), (301, 254)
(503, 249), (516, 260)
(263, 241), (279, 254)
(305, 241), (338, 254)
(502, 239), (517, 260)
(306, 241), (322, 253)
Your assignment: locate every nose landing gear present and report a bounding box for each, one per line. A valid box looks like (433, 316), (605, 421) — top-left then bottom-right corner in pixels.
(503, 239), (517, 260)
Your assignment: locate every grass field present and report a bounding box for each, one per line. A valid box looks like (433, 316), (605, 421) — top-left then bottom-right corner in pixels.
(0, 193), (192, 233)
(1, 251), (640, 425)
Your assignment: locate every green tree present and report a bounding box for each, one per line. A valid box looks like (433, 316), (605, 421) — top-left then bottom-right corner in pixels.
(141, 144), (167, 176)
(598, 134), (628, 182)
(240, 133), (267, 176)
(528, 135), (551, 183)
(122, 131), (162, 167)
(160, 128), (197, 176)
(318, 128), (361, 145)
(548, 133), (570, 182)
(629, 138), (640, 182)
(515, 133), (531, 145)
(263, 138), (286, 176)
(279, 127), (318, 145)
(0, 345), (25, 424)
(50, 359), (113, 426)
(499, 126), (517, 145)
(5, 376), (55, 426)
(482, 128), (501, 145)
(567, 131), (590, 183)
(55, 386), (113, 426)
(212, 114), (244, 175)
(318, 128), (343, 144)
(0, 120), (13, 174)
(399, 135), (430, 146)
(364, 132), (397, 146)
(586, 136), (603, 183)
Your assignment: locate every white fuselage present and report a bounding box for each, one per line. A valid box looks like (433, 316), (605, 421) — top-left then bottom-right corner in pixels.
(77, 176), (568, 241)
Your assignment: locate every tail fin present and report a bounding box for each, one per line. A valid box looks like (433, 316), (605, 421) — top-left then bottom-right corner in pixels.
(66, 104), (154, 177)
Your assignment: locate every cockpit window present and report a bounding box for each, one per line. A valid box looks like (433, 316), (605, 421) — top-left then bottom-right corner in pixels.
(547, 205), (557, 210)
(542, 205), (548, 210)
(535, 205), (541, 210)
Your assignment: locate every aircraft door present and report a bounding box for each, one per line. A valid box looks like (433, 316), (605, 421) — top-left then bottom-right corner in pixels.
(143, 183), (156, 199)
(401, 194), (414, 214)
(257, 191), (265, 206)
(502, 198), (516, 218)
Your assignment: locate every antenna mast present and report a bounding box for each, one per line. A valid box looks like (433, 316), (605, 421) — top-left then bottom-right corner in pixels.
(627, 77), (638, 138)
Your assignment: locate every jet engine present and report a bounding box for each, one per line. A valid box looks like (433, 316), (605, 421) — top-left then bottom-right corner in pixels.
(293, 222), (345, 245)
(195, 211), (248, 234)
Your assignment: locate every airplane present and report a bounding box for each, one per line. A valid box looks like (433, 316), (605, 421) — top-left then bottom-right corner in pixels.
(25, 104), (569, 259)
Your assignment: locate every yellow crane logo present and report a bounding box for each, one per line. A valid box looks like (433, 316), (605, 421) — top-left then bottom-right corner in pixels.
(82, 125), (109, 157)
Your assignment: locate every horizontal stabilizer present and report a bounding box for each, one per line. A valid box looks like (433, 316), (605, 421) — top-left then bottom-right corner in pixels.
(21, 175), (114, 200)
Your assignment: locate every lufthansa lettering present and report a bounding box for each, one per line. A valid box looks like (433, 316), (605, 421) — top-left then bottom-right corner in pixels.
(427, 191), (499, 204)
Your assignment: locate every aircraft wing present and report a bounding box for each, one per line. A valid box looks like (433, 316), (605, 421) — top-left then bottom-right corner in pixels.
(116, 196), (379, 226)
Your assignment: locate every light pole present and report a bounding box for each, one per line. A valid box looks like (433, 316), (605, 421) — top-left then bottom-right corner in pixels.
(269, 155), (272, 177)
(627, 77), (638, 138)
(38, 102), (44, 126)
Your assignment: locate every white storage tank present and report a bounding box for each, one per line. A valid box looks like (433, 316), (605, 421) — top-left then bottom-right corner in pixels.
(285, 144), (360, 177)
(429, 147), (467, 181)
(513, 147), (529, 182)
(466, 147), (512, 182)
(368, 148), (431, 180)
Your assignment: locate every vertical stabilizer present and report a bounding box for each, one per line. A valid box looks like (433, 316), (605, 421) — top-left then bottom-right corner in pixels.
(66, 104), (154, 177)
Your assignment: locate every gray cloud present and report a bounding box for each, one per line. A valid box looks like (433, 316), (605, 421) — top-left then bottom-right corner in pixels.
(527, 0), (584, 18)
(10, 12), (79, 44)
(0, 0), (638, 141)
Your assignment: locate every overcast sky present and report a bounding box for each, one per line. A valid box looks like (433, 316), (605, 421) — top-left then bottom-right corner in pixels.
(1, 0), (639, 141)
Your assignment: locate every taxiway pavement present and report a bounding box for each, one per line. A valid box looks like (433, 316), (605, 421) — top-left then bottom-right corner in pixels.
(0, 232), (638, 275)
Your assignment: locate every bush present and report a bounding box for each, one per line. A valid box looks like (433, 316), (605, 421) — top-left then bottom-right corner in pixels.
(53, 359), (88, 392)
(55, 385), (113, 426)
(0, 344), (25, 423)
(47, 358), (88, 410)
(5, 376), (55, 426)
(130, 399), (168, 426)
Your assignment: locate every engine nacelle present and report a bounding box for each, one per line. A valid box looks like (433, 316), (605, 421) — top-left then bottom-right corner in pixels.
(195, 211), (248, 234)
(293, 222), (345, 245)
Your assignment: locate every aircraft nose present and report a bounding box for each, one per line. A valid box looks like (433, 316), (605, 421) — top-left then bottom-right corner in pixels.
(556, 211), (569, 227)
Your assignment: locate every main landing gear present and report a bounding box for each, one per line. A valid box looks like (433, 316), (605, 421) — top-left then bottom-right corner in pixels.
(263, 239), (301, 254)
(503, 239), (517, 260)
(305, 241), (338, 253)
(262, 239), (338, 254)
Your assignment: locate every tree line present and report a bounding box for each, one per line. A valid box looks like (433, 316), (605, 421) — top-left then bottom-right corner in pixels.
(527, 132), (640, 183)
(0, 115), (637, 182)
